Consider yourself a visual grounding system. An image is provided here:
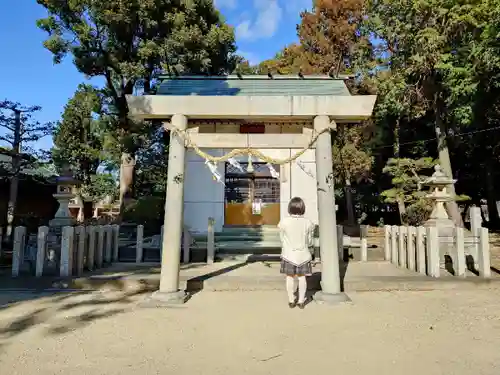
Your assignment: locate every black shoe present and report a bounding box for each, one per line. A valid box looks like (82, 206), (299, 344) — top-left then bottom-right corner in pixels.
(288, 302), (296, 309)
(297, 302), (306, 309)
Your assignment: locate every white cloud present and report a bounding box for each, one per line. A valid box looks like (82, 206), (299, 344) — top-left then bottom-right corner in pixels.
(235, 0), (283, 41)
(214, 0), (237, 9)
(239, 50), (259, 65)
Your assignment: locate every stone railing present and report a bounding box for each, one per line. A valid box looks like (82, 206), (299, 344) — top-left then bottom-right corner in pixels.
(134, 224), (197, 264)
(11, 224), (120, 278)
(384, 224), (491, 278)
(133, 218), (214, 265)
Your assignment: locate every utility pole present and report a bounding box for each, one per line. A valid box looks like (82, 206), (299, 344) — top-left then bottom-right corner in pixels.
(6, 109), (21, 239)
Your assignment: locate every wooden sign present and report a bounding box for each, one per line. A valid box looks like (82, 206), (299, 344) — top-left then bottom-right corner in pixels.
(240, 123), (265, 134)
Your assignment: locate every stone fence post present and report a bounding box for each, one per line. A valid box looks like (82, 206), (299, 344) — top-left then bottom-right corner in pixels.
(398, 226), (407, 268)
(337, 225), (344, 261)
(12, 226), (27, 277)
(136, 224), (144, 263)
(416, 226), (426, 275)
(160, 225), (164, 255)
(390, 226), (398, 265)
(60, 226), (75, 277)
(478, 227), (491, 278)
(183, 227), (191, 264)
(75, 225), (86, 276)
(426, 226), (440, 277)
(112, 224), (120, 262)
(0, 227), (3, 259)
(469, 206), (482, 263)
(384, 225), (391, 261)
(407, 226), (416, 271)
(360, 225), (368, 262)
(207, 218), (215, 264)
(87, 226), (96, 271)
(454, 226), (466, 277)
(96, 225), (105, 268)
(104, 225), (112, 264)
(36, 226), (49, 277)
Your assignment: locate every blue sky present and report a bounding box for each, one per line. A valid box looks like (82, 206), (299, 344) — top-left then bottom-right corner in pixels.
(0, 0), (309, 151)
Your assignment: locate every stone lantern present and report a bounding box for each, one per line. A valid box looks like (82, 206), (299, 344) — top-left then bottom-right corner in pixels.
(423, 165), (456, 231)
(49, 165), (82, 228)
(422, 164), (457, 266)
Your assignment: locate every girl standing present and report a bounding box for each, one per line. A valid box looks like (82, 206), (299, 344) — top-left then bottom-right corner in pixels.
(278, 197), (315, 309)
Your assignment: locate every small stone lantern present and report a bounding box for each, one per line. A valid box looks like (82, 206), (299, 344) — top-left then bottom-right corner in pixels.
(49, 165), (82, 228)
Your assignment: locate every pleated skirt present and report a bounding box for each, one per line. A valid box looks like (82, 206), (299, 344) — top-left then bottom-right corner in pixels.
(280, 259), (312, 276)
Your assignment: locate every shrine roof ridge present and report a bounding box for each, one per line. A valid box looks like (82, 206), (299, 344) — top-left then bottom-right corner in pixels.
(156, 74), (352, 80)
(155, 74), (352, 97)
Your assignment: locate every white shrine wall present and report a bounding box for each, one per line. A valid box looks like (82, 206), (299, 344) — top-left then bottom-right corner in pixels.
(183, 147), (318, 233)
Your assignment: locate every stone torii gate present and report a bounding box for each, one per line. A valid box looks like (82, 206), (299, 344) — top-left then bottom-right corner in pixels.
(127, 75), (376, 305)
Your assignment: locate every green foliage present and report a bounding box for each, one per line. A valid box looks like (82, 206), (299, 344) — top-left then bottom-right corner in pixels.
(134, 125), (169, 197)
(365, 0), (498, 127)
(403, 200), (433, 226)
(81, 173), (117, 203)
(52, 84), (106, 182)
(122, 196), (165, 230)
(37, 0), (240, 207)
(36, 0), (239, 122)
(381, 157), (436, 225)
(332, 125), (373, 184)
(381, 157), (436, 204)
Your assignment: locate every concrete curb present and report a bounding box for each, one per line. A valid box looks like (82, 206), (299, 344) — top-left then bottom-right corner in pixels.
(25, 275), (500, 293)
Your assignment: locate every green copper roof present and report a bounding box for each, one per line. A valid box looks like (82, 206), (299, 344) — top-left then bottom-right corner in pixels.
(155, 75), (351, 96)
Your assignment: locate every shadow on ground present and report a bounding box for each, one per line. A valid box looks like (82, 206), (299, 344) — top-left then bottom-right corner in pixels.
(0, 288), (151, 345)
(185, 255), (350, 300)
(0, 253), (351, 344)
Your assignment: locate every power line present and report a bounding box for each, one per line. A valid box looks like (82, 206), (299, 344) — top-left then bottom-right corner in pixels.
(371, 125), (500, 150)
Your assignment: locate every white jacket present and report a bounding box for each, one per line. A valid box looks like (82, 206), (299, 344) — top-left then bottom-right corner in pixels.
(278, 215), (315, 266)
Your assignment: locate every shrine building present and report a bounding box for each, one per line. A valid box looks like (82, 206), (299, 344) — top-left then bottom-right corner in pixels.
(128, 75), (376, 233)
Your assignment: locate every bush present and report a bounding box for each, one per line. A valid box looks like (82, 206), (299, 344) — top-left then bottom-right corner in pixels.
(403, 199), (433, 226)
(122, 196), (165, 235)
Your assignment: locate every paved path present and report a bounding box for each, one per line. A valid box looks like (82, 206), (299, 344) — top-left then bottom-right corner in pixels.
(0, 288), (499, 374)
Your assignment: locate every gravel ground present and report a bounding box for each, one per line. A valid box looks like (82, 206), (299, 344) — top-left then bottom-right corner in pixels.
(1, 288), (500, 375)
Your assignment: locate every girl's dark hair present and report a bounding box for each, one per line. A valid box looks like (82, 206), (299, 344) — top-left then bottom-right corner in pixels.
(288, 197), (306, 216)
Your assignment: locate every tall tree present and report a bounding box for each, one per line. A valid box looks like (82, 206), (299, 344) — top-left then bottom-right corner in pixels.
(52, 84), (109, 220)
(52, 84), (105, 183)
(365, 0), (495, 226)
(258, 44), (307, 74)
(0, 100), (53, 237)
(332, 125), (373, 225)
(297, 0), (372, 75)
(37, 0), (239, 214)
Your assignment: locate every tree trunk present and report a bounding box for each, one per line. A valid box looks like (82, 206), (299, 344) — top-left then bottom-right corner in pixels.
(434, 116), (464, 227)
(75, 192), (85, 223)
(118, 152), (136, 219)
(344, 176), (356, 225)
(393, 118), (406, 224)
(397, 200), (407, 224)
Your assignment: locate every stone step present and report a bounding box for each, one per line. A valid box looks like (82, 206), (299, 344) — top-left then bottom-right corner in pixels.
(221, 226), (280, 234)
(193, 233), (281, 243)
